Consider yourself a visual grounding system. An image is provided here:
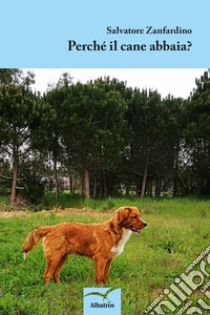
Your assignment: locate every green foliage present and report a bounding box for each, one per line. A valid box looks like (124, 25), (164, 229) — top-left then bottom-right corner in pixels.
(1, 68), (210, 203)
(21, 178), (45, 205)
(183, 69), (210, 196)
(0, 68), (22, 85)
(0, 70), (45, 205)
(61, 79), (127, 168)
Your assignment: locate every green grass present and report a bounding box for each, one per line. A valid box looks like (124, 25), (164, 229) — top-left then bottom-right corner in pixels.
(1, 198), (210, 314)
(42, 191), (210, 212)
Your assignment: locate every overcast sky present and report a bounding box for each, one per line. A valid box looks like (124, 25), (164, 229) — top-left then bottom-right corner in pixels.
(24, 68), (206, 99)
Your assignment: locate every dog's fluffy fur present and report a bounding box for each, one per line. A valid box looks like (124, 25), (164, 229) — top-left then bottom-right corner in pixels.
(22, 206), (147, 284)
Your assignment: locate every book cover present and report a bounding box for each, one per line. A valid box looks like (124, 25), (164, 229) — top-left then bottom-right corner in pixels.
(0, 1), (210, 314)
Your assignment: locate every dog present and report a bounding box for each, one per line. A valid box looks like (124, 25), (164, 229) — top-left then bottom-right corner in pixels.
(22, 206), (147, 284)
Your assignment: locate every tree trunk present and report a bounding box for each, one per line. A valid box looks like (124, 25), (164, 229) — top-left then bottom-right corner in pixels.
(81, 175), (84, 195)
(69, 173), (73, 193)
(53, 158), (59, 200)
(68, 168), (73, 193)
(93, 174), (97, 198)
(125, 185), (130, 197)
(10, 146), (18, 206)
(84, 167), (90, 199)
(103, 170), (107, 198)
(140, 152), (149, 198)
(173, 143), (180, 197)
(136, 176), (141, 197)
(11, 164), (18, 206)
(147, 179), (153, 197)
(155, 177), (161, 197)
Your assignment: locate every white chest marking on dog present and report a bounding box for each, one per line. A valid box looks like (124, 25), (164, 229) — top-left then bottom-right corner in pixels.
(111, 229), (132, 256)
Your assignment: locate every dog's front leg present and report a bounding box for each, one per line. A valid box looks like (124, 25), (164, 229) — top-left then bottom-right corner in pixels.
(104, 258), (112, 283)
(94, 256), (108, 285)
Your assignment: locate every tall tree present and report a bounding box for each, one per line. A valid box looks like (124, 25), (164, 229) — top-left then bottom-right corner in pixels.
(183, 69), (210, 195)
(0, 70), (41, 205)
(61, 78), (127, 199)
(126, 89), (163, 197)
(42, 87), (67, 199)
(158, 95), (183, 196)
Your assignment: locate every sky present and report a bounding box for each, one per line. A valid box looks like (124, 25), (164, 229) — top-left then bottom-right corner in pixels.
(24, 68), (206, 99)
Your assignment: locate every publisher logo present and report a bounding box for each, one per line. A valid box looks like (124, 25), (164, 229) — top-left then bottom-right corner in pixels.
(84, 287), (121, 315)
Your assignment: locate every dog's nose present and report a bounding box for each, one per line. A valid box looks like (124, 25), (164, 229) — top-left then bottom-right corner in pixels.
(143, 221), (147, 228)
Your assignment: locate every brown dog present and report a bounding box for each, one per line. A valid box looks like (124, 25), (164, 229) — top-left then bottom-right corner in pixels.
(22, 206), (147, 284)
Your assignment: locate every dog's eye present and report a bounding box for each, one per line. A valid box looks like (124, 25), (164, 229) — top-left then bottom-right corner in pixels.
(131, 215), (137, 219)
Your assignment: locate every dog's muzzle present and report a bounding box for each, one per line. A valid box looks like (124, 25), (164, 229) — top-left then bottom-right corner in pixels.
(131, 220), (147, 233)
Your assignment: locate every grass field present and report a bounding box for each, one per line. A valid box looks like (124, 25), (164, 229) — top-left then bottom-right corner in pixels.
(1, 197), (210, 314)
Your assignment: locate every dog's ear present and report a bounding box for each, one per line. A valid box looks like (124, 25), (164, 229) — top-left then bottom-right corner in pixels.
(117, 207), (132, 225)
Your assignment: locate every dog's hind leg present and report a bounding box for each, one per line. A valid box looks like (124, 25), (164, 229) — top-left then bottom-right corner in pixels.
(44, 252), (65, 284)
(52, 254), (68, 283)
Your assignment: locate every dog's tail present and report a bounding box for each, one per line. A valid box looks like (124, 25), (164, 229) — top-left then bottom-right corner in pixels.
(22, 226), (52, 259)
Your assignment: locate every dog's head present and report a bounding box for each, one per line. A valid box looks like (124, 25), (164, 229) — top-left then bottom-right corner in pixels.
(117, 206), (147, 233)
